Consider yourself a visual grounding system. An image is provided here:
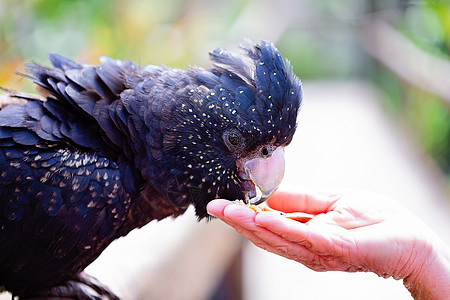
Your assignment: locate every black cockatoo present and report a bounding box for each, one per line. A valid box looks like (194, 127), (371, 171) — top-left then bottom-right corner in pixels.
(0, 41), (302, 299)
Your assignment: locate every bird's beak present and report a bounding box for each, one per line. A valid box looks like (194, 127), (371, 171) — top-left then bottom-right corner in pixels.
(244, 146), (285, 205)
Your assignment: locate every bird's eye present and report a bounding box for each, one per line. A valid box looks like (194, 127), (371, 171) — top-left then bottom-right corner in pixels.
(223, 129), (245, 152)
(228, 132), (240, 146)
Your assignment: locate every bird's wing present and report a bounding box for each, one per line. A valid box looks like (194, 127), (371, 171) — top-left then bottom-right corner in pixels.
(0, 55), (147, 289)
(10, 54), (149, 160)
(0, 143), (138, 289)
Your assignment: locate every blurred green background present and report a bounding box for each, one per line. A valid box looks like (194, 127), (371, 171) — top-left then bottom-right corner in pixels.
(0, 0), (449, 182)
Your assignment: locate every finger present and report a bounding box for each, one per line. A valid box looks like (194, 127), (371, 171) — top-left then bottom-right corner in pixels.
(267, 190), (340, 214)
(206, 199), (234, 218)
(223, 221), (281, 254)
(209, 202), (268, 242)
(255, 211), (344, 257)
(255, 211), (313, 247)
(207, 200), (265, 240)
(245, 217), (355, 273)
(210, 204), (300, 258)
(213, 204), (309, 257)
(213, 204), (329, 268)
(222, 202), (257, 224)
(209, 199), (332, 256)
(228, 217), (319, 265)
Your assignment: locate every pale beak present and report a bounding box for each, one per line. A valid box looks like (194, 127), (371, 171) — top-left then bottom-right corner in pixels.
(244, 146), (285, 205)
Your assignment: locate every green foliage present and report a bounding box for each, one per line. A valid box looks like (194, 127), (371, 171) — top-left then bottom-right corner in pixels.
(0, 0), (249, 73)
(406, 88), (450, 173)
(378, 1), (450, 176)
(0, 0), (366, 84)
(401, 1), (450, 59)
(370, 67), (405, 114)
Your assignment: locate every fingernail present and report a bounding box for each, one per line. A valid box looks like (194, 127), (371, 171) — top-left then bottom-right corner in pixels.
(206, 206), (217, 218)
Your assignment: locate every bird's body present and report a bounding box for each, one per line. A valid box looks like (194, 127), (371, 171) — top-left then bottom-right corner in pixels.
(0, 41), (302, 298)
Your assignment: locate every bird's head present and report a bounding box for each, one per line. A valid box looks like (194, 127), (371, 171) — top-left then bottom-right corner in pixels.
(153, 41), (302, 218)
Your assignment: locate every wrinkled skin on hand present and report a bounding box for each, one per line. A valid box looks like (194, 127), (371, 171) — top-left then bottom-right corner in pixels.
(207, 190), (450, 299)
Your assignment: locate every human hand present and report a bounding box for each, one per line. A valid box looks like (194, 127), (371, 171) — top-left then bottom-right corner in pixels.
(207, 190), (450, 299)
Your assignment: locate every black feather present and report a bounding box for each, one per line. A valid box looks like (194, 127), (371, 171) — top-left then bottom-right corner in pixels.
(0, 105), (26, 127)
(48, 53), (82, 70)
(11, 130), (40, 145)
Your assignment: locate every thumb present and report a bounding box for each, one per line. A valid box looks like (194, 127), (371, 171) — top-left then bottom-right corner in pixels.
(267, 190), (340, 214)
